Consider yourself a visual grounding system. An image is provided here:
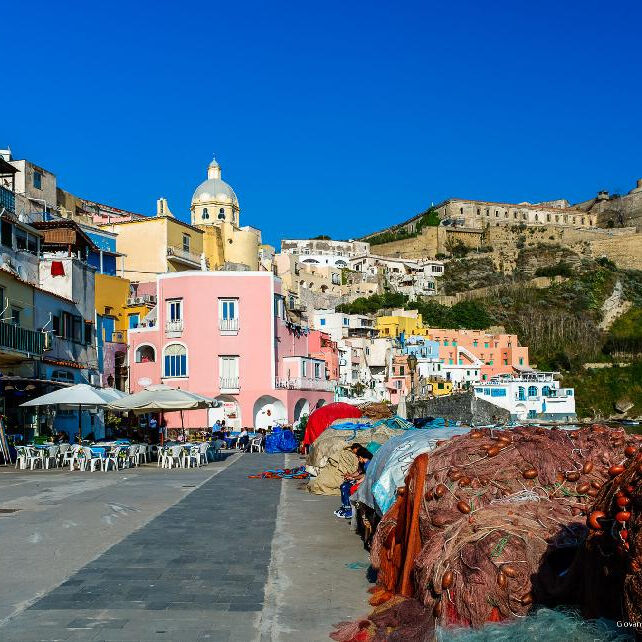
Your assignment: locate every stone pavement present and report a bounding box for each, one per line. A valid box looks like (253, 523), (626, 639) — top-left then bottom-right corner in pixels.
(0, 453), (371, 642)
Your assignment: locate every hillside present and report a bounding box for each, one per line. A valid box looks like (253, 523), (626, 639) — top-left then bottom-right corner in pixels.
(339, 259), (642, 418)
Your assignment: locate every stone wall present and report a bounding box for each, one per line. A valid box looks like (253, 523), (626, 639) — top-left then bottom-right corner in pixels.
(405, 390), (510, 425)
(369, 222), (642, 271)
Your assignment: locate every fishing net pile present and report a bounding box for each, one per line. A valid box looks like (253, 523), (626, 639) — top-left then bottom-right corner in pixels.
(306, 421), (404, 496)
(332, 425), (640, 640)
(569, 441), (642, 625)
(358, 402), (394, 420)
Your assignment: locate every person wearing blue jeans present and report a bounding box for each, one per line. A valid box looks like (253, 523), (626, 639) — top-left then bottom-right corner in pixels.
(335, 445), (372, 519)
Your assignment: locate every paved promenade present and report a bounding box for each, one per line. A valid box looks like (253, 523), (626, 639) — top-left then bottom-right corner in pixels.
(0, 453), (370, 641)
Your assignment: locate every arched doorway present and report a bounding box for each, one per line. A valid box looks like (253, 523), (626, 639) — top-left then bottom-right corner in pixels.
(293, 398), (310, 426)
(208, 395), (241, 430)
(253, 395), (287, 430)
(514, 403), (528, 421)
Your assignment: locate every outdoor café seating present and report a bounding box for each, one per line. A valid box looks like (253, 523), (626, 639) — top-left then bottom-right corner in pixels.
(12, 440), (216, 472)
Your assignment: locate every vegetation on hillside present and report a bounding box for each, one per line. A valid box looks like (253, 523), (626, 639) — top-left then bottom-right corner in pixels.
(368, 208), (440, 246)
(336, 292), (492, 330)
(562, 363), (642, 419)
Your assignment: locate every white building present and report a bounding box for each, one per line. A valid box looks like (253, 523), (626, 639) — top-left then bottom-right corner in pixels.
(281, 238), (369, 268)
(312, 310), (376, 343)
(474, 371), (576, 421)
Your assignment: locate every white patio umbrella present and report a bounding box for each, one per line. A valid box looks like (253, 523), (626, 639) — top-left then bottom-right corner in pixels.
(21, 384), (128, 444)
(107, 384), (220, 441)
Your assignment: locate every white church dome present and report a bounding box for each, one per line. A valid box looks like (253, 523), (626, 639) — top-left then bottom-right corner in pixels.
(191, 158), (239, 207)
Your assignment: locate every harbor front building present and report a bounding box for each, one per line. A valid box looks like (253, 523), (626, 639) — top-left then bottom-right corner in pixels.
(128, 271), (335, 434)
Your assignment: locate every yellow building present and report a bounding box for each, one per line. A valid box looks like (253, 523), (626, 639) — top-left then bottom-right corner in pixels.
(95, 273), (155, 339)
(99, 205), (205, 283)
(376, 312), (428, 338)
(190, 157), (260, 270)
(427, 378), (453, 396)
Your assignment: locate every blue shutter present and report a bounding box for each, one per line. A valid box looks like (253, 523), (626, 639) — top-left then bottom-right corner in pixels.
(180, 354), (187, 376)
(165, 355), (170, 376)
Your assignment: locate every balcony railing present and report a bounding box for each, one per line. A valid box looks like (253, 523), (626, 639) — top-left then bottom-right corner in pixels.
(220, 377), (240, 391)
(0, 185), (15, 214)
(219, 318), (239, 332)
(167, 245), (202, 267)
(0, 321), (46, 356)
(166, 319), (183, 333)
(275, 377), (336, 392)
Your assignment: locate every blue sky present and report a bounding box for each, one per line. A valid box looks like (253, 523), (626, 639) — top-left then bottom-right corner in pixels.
(3, 0), (641, 246)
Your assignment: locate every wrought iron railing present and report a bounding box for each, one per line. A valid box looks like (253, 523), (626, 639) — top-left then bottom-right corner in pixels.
(165, 319), (183, 333)
(219, 318), (239, 332)
(275, 377), (336, 392)
(0, 321), (46, 356)
(219, 377), (240, 390)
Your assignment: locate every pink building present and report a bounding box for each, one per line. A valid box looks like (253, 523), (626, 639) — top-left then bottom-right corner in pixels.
(128, 272), (335, 433)
(308, 330), (340, 381)
(427, 329), (529, 380)
(386, 355), (414, 405)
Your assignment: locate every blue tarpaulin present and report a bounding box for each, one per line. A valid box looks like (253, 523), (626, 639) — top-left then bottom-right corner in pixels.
(265, 428), (298, 453)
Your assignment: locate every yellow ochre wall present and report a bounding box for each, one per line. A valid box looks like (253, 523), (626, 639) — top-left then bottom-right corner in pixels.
(99, 217), (204, 283)
(376, 314), (427, 338)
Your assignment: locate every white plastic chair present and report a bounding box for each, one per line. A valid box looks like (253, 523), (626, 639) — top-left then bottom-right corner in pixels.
(126, 445), (138, 468)
(249, 436), (263, 453)
(43, 445), (60, 469)
(136, 444), (148, 465)
(103, 446), (123, 472)
(198, 442), (209, 466)
(156, 445), (167, 467)
(61, 444), (77, 468)
(25, 447), (42, 470)
(165, 445), (183, 469)
(14, 446), (28, 470)
(57, 444), (71, 467)
(79, 447), (102, 472)
(181, 445), (199, 468)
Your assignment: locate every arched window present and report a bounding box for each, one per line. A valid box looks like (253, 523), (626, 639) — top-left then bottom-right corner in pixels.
(202, 207), (209, 220)
(135, 345), (156, 363)
(542, 385), (551, 397)
(517, 386), (526, 400)
(218, 208), (225, 220)
(164, 344), (187, 377)
(528, 385), (538, 398)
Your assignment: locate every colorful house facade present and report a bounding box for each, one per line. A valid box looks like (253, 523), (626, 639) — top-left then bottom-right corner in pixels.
(427, 329), (529, 380)
(128, 271), (335, 433)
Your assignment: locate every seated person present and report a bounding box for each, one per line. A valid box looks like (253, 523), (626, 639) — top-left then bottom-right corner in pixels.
(237, 427), (250, 451)
(335, 446), (373, 520)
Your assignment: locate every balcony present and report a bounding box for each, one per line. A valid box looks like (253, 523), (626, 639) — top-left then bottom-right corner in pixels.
(219, 318), (239, 333)
(0, 322), (47, 360)
(167, 245), (202, 268)
(275, 377), (336, 392)
(220, 376), (240, 392)
(0, 185), (15, 214)
(165, 319), (183, 334)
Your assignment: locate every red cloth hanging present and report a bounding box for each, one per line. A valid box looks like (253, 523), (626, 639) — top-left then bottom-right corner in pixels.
(51, 261), (65, 277)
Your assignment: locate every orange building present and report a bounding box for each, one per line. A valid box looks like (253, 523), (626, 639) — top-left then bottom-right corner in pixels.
(427, 329), (529, 381)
